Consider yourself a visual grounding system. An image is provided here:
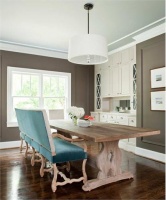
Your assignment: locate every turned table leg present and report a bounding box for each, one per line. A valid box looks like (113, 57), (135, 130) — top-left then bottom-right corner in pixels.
(82, 140), (133, 191)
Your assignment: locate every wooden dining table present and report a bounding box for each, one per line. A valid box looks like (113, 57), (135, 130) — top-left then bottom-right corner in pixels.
(50, 120), (160, 191)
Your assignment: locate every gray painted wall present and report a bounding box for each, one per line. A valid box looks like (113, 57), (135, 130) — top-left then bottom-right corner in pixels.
(0, 50), (94, 142)
(0, 51), (2, 141)
(137, 34), (165, 153)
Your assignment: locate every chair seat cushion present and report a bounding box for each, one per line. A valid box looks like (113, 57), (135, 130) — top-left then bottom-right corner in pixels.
(52, 138), (87, 163)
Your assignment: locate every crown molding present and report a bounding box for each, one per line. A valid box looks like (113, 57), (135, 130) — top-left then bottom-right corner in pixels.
(108, 17), (165, 46)
(108, 41), (136, 55)
(108, 21), (165, 55)
(0, 18), (165, 59)
(0, 40), (68, 59)
(133, 23), (165, 43)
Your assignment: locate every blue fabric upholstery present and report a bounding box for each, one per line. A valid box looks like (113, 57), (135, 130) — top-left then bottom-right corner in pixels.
(15, 109), (87, 163)
(52, 138), (87, 163)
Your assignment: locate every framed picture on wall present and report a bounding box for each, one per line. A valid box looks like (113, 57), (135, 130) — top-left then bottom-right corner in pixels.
(151, 91), (166, 111)
(151, 67), (166, 88)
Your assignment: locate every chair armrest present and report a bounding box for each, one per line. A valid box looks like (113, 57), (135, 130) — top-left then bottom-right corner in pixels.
(52, 133), (84, 142)
(52, 133), (87, 152)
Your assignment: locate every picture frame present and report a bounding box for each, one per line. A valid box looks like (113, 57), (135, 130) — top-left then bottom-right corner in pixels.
(151, 91), (166, 111)
(151, 67), (166, 88)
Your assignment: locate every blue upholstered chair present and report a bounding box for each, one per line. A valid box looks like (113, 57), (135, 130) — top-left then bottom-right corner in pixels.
(15, 108), (87, 192)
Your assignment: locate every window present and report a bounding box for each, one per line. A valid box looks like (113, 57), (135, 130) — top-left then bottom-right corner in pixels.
(7, 67), (71, 127)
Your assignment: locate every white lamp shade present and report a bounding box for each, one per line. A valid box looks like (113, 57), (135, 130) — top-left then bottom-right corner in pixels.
(68, 34), (108, 65)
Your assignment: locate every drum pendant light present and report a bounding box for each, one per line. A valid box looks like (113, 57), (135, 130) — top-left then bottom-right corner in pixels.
(68, 3), (108, 65)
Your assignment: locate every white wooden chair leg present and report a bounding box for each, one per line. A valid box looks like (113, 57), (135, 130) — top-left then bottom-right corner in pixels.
(40, 154), (45, 177)
(52, 164), (58, 192)
(20, 138), (23, 152)
(25, 142), (28, 158)
(31, 147), (35, 166)
(82, 159), (87, 184)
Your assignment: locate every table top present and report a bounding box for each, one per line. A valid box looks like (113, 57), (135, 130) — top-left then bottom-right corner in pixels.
(50, 120), (160, 142)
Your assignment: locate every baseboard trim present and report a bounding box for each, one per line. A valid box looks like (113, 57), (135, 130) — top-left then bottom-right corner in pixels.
(119, 141), (165, 163)
(0, 140), (21, 149)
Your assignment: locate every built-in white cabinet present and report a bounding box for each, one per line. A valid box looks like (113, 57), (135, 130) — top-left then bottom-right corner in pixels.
(112, 66), (121, 96)
(101, 66), (111, 97)
(97, 46), (135, 98)
(100, 113), (108, 122)
(128, 117), (136, 127)
(121, 63), (130, 95)
(112, 64), (130, 96)
(91, 112), (136, 127)
(91, 112), (100, 122)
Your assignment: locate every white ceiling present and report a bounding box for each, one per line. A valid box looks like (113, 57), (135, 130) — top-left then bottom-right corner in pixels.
(0, 0), (165, 54)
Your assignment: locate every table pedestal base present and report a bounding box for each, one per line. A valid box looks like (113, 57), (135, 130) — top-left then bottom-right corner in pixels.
(82, 171), (134, 191)
(83, 140), (134, 191)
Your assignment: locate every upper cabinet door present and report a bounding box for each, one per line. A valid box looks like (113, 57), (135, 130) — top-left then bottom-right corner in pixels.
(112, 52), (121, 66)
(112, 66), (120, 96)
(129, 46), (136, 63)
(101, 66), (110, 97)
(121, 48), (130, 64)
(121, 63), (130, 95)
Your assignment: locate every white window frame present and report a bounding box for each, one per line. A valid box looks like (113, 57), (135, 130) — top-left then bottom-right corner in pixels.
(7, 66), (71, 127)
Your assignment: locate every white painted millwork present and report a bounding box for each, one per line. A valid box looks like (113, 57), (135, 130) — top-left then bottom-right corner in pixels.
(98, 46), (135, 98)
(91, 112), (136, 126)
(101, 66), (111, 97)
(112, 66), (121, 96)
(121, 63), (130, 95)
(91, 112), (100, 122)
(128, 117), (136, 127)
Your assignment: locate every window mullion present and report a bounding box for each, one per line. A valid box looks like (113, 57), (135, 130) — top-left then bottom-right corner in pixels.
(40, 73), (44, 108)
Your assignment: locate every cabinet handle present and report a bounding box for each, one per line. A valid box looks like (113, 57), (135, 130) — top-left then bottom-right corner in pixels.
(131, 120), (134, 122)
(121, 117), (123, 119)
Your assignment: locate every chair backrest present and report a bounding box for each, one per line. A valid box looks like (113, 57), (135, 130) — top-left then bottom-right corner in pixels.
(15, 108), (55, 154)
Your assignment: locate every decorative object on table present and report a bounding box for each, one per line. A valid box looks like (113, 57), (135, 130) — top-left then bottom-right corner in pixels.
(77, 119), (91, 127)
(67, 106), (85, 125)
(84, 115), (94, 121)
(77, 115), (94, 127)
(151, 91), (166, 111)
(68, 3), (108, 65)
(151, 67), (166, 88)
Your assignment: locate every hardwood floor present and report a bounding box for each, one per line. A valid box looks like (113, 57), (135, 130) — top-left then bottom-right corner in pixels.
(0, 148), (165, 200)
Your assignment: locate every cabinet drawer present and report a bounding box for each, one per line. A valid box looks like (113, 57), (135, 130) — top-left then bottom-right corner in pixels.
(107, 114), (116, 122)
(116, 116), (128, 125)
(100, 113), (108, 122)
(128, 117), (136, 127)
(109, 120), (116, 124)
(91, 113), (99, 122)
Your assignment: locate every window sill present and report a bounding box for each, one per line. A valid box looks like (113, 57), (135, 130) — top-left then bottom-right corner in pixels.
(7, 122), (18, 127)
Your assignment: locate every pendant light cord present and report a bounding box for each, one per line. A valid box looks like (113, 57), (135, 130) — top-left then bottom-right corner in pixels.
(88, 9), (89, 34)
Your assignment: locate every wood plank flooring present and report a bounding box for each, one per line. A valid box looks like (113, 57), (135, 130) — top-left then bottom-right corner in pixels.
(0, 148), (165, 200)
